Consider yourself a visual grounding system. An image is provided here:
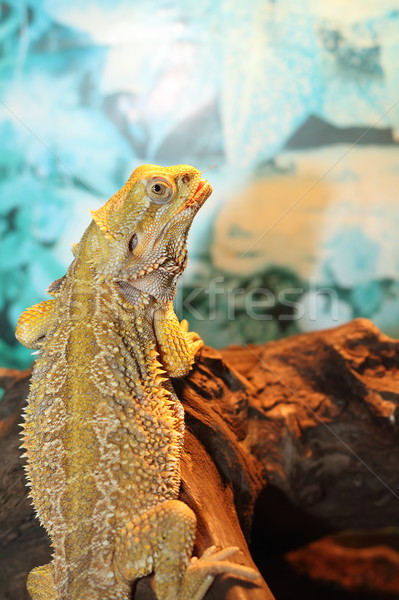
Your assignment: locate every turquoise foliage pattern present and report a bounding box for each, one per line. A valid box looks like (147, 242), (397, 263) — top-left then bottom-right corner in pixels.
(1, 1), (399, 368)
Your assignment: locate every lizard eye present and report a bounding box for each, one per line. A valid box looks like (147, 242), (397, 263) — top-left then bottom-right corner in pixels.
(129, 233), (138, 252)
(146, 178), (174, 204)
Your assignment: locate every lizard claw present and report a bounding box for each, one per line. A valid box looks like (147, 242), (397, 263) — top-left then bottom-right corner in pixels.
(195, 545), (243, 562)
(180, 319), (204, 356)
(189, 339), (204, 356)
(180, 319), (189, 333)
(179, 545), (259, 600)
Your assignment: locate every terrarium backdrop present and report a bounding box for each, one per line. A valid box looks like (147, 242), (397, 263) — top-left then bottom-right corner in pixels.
(1, 0), (399, 368)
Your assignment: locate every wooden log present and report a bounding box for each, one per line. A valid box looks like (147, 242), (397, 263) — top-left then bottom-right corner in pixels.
(220, 318), (399, 531)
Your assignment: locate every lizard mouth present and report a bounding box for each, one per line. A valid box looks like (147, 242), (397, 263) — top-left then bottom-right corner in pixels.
(195, 178), (207, 195)
(184, 178), (212, 209)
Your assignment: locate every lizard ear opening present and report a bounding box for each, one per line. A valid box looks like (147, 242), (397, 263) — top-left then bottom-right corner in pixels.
(129, 233), (138, 252)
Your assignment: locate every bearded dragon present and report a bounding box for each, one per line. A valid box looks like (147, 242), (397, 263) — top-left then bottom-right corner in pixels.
(15, 164), (258, 600)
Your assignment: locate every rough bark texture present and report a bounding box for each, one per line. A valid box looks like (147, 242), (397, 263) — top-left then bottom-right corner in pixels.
(220, 317), (399, 531)
(1, 318), (399, 599)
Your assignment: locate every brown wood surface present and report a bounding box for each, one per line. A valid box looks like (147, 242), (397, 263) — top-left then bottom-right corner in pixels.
(1, 318), (399, 599)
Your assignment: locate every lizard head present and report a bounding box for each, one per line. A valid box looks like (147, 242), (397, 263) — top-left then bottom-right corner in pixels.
(85, 164), (212, 302)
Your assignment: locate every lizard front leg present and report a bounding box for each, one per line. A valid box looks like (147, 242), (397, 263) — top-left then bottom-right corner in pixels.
(15, 299), (57, 349)
(154, 302), (203, 378)
(16, 301), (58, 600)
(115, 499), (258, 600)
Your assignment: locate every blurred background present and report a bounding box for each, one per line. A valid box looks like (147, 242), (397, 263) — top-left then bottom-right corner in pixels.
(1, 0), (399, 368)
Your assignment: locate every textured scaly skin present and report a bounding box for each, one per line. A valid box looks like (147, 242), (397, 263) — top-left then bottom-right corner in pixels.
(16, 164), (258, 600)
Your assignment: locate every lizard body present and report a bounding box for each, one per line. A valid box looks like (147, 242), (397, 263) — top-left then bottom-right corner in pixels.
(16, 164), (258, 600)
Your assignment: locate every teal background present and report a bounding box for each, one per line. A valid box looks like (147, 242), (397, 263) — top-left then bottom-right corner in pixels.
(1, 1), (399, 367)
